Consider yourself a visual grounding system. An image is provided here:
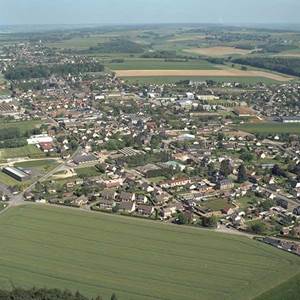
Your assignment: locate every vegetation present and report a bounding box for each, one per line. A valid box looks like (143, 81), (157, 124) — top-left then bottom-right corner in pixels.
(0, 288), (108, 300)
(85, 39), (146, 54)
(0, 205), (299, 300)
(233, 56), (300, 77)
(4, 62), (104, 80)
(254, 272), (300, 300)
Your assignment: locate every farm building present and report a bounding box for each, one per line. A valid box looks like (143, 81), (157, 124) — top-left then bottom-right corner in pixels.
(2, 166), (30, 182)
(280, 116), (300, 123)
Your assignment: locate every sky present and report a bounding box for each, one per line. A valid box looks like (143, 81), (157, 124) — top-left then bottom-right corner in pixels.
(0, 0), (299, 25)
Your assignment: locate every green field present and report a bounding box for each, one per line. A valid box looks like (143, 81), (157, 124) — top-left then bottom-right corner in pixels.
(0, 120), (42, 135)
(14, 159), (58, 172)
(255, 272), (300, 300)
(106, 58), (219, 70)
(0, 205), (299, 300)
(0, 145), (42, 160)
(0, 172), (19, 186)
(237, 122), (300, 135)
(123, 76), (278, 85)
(75, 166), (101, 178)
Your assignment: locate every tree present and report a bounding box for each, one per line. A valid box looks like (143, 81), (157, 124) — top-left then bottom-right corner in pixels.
(111, 293), (118, 300)
(272, 164), (286, 177)
(239, 150), (253, 162)
(201, 216), (218, 228)
(237, 164), (248, 183)
(249, 221), (266, 234)
(220, 159), (232, 177)
(176, 212), (189, 225)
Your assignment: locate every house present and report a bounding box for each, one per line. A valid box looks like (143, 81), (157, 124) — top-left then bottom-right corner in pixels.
(137, 205), (154, 216)
(39, 142), (55, 152)
(275, 197), (289, 209)
(136, 194), (148, 204)
(217, 179), (234, 190)
(119, 192), (135, 202)
(293, 206), (300, 216)
(221, 207), (235, 215)
(101, 189), (117, 200)
(98, 199), (115, 210)
(118, 201), (136, 213)
(160, 178), (191, 189)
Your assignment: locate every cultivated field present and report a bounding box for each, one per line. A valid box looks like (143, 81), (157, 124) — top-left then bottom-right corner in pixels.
(0, 120), (42, 135)
(116, 69), (292, 82)
(184, 46), (252, 57)
(0, 205), (299, 300)
(0, 145), (42, 160)
(124, 76), (279, 85)
(237, 122), (300, 135)
(107, 58), (218, 70)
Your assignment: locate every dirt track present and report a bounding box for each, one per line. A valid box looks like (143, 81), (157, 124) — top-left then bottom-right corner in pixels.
(115, 69), (293, 82)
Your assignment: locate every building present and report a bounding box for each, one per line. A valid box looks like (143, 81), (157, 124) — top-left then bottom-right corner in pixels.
(2, 167), (30, 182)
(73, 153), (98, 165)
(280, 116), (300, 123)
(27, 134), (53, 145)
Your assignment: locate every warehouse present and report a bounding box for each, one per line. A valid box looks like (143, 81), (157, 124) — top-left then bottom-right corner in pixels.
(2, 166), (30, 182)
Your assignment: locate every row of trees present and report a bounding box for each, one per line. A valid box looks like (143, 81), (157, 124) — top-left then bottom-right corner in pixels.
(233, 56), (300, 77)
(0, 288), (118, 300)
(5, 62), (104, 80)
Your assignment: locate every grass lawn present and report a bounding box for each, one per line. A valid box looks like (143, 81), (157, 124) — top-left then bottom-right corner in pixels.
(202, 198), (234, 211)
(75, 166), (101, 178)
(0, 205), (299, 300)
(0, 172), (20, 186)
(14, 159), (58, 173)
(107, 58), (219, 70)
(0, 145), (42, 160)
(0, 120), (42, 135)
(236, 122), (300, 135)
(148, 176), (166, 184)
(0, 202), (8, 211)
(123, 76), (278, 85)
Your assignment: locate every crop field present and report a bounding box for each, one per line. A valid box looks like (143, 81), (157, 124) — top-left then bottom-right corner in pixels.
(46, 35), (115, 49)
(0, 120), (42, 134)
(184, 46), (252, 57)
(254, 272), (300, 300)
(0, 205), (299, 300)
(107, 58), (219, 70)
(116, 69), (292, 82)
(0, 145), (42, 160)
(237, 122), (300, 135)
(124, 76), (279, 85)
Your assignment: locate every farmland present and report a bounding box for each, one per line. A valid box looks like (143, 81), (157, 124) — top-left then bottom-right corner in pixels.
(0, 120), (42, 135)
(107, 58), (219, 70)
(116, 69), (292, 82)
(0, 205), (299, 300)
(237, 122), (300, 135)
(124, 76), (279, 85)
(0, 145), (42, 160)
(184, 46), (252, 57)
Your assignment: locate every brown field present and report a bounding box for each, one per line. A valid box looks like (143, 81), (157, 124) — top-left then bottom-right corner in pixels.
(184, 46), (251, 56)
(115, 69), (292, 82)
(168, 35), (207, 42)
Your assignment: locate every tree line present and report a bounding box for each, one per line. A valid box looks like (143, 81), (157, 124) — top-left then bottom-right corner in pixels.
(0, 288), (119, 300)
(4, 62), (104, 80)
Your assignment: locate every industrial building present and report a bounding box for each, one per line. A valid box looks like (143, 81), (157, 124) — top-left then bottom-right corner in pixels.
(2, 166), (31, 182)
